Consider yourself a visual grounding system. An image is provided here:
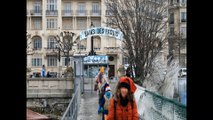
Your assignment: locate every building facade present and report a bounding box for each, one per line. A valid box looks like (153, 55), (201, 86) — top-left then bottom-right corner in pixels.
(26, 0), (123, 78)
(168, 0), (187, 68)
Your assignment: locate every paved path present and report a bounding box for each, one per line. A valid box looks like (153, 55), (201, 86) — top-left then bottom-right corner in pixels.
(77, 80), (117, 120)
(77, 91), (102, 120)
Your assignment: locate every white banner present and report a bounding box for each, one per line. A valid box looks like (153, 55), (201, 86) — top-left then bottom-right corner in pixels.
(83, 55), (108, 64)
(80, 27), (123, 41)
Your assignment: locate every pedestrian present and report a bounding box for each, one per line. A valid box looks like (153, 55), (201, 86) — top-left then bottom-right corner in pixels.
(46, 71), (51, 78)
(100, 86), (113, 120)
(98, 83), (111, 120)
(107, 76), (138, 120)
(96, 66), (109, 95)
(42, 65), (45, 77)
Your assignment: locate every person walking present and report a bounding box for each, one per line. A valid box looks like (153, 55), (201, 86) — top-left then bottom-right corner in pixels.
(100, 86), (113, 120)
(96, 66), (109, 95)
(107, 76), (138, 120)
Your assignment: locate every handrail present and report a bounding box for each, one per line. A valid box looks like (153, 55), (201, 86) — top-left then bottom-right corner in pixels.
(61, 80), (81, 120)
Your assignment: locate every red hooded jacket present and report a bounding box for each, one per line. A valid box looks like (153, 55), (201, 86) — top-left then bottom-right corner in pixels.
(107, 77), (138, 120)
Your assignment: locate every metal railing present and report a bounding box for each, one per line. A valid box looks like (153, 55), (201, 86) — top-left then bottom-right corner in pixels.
(46, 10), (58, 16)
(90, 10), (101, 16)
(135, 85), (186, 120)
(61, 79), (81, 120)
(62, 10), (73, 16)
(30, 10), (42, 16)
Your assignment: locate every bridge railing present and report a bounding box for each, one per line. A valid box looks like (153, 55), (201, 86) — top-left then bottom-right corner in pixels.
(61, 79), (81, 120)
(135, 85), (186, 120)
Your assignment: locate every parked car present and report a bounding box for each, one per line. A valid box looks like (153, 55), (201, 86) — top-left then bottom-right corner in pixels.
(178, 68), (187, 77)
(49, 72), (57, 78)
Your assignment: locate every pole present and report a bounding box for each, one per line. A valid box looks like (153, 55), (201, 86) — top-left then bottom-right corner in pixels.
(91, 67), (93, 94)
(91, 36), (94, 55)
(58, 48), (61, 78)
(80, 40), (84, 94)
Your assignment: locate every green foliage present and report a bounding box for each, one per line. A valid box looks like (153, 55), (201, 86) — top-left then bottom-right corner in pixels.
(27, 67), (31, 72)
(66, 67), (73, 73)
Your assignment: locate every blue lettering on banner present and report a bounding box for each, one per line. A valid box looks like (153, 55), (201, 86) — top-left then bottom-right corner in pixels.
(83, 55), (108, 64)
(80, 27), (123, 41)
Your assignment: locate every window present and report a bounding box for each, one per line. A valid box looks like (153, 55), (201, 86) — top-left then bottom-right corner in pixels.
(181, 12), (187, 22)
(62, 18), (72, 29)
(78, 3), (86, 15)
(169, 13), (174, 24)
(77, 19), (86, 30)
(78, 40), (86, 51)
(106, 18), (112, 27)
(47, 36), (56, 49)
(181, 0), (186, 4)
(106, 4), (113, 16)
(34, 1), (41, 14)
(47, 19), (57, 29)
(91, 18), (101, 27)
(33, 37), (42, 49)
(64, 2), (71, 15)
(122, 57), (129, 65)
(33, 18), (41, 29)
(106, 18), (116, 27)
(47, 55), (57, 66)
(47, 0), (57, 11)
(170, 27), (174, 35)
(92, 3), (100, 15)
(62, 57), (71, 66)
(32, 58), (42, 66)
(78, 44), (86, 51)
(181, 27), (186, 38)
(93, 37), (101, 51)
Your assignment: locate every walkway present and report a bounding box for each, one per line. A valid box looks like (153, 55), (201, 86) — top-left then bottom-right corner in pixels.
(77, 91), (101, 120)
(77, 80), (117, 120)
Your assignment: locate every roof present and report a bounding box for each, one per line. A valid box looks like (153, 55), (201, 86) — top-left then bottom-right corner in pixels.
(27, 109), (50, 120)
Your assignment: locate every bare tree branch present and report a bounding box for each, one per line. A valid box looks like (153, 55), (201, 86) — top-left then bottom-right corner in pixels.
(105, 0), (169, 84)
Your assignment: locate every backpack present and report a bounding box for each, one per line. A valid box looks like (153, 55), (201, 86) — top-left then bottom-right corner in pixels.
(104, 93), (112, 110)
(96, 73), (103, 84)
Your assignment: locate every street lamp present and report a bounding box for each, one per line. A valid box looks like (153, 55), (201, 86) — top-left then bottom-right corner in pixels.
(54, 43), (61, 78)
(88, 22), (96, 55)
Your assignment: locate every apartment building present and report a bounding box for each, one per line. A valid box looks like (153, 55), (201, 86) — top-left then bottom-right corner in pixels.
(26, 0), (123, 78)
(168, 0), (187, 67)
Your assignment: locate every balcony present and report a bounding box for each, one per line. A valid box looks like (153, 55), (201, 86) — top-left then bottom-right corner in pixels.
(105, 10), (114, 16)
(44, 47), (57, 55)
(33, 48), (42, 51)
(31, 26), (42, 30)
(46, 10), (58, 16)
(62, 10), (73, 17)
(181, 19), (187, 22)
(104, 47), (120, 54)
(62, 24), (72, 30)
(30, 10), (42, 16)
(90, 10), (101, 16)
(76, 10), (87, 16)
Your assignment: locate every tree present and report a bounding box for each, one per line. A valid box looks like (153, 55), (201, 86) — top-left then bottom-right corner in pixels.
(105, 0), (169, 85)
(54, 31), (79, 69)
(26, 32), (34, 55)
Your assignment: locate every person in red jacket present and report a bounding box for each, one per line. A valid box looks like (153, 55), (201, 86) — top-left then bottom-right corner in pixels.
(107, 76), (138, 120)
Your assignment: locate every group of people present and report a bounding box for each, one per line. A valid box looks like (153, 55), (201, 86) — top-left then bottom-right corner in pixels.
(95, 66), (138, 120)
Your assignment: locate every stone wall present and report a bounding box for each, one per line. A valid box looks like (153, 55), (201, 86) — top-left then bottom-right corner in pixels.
(27, 78), (74, 98)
